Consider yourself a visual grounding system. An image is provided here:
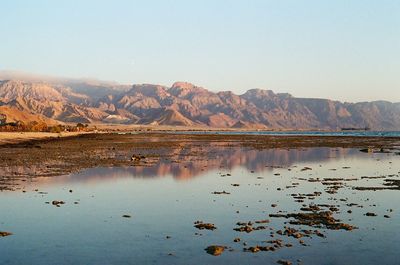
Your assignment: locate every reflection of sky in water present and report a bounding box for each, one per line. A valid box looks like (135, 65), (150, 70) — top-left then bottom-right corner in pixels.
(0, 148), (399, 265)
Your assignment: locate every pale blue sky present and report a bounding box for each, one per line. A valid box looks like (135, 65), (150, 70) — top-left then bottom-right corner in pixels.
(1, 0), (399, 102)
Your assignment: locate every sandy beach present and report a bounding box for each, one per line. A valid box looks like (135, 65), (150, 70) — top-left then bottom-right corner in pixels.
(0, 131), (90, 145)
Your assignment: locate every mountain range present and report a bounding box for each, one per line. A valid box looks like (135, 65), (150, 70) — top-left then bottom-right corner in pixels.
(0, 72), (399, 130)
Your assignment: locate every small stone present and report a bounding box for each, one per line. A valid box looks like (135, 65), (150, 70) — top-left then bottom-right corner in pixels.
(205, 245), (225, 256)
(51, 200), (65, 207)
(0, 231), (12, 237)
(194, 221), (217, 230)
(365, 212), (377, 217)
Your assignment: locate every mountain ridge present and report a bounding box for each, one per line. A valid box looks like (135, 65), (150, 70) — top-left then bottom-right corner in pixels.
(0, 78), (399, 130)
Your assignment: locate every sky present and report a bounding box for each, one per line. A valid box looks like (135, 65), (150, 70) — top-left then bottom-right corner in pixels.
(0, 0), (399, 102)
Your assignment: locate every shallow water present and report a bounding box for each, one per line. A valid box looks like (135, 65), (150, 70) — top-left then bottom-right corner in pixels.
(1, 148), (399, 265)
(172, 130), (400, 137)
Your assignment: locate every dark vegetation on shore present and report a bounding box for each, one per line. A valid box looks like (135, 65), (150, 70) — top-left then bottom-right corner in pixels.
(0, 121), (93, 133)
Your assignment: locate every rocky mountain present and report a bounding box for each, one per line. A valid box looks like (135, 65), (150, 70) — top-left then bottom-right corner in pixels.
(0, 78), (399, 130)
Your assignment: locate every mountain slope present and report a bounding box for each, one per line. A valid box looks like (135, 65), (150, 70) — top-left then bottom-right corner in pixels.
(0, 79), (399, 130)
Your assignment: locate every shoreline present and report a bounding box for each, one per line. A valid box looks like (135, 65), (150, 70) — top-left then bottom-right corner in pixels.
(1, 129), (400, 146)
(0, 131), (92, 145)
(0, 133), (399, 184)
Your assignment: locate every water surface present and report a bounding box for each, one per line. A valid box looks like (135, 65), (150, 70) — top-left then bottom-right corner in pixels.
(172, 130), (400, 137)
(1, 147), (399, 265)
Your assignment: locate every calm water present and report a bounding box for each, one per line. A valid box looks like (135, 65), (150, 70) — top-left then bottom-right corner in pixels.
(1, 148), (399, 265)
(172, 130), (400, 137)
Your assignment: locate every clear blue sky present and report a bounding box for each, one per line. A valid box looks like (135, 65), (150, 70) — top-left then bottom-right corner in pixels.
(1, 0), (399, 102)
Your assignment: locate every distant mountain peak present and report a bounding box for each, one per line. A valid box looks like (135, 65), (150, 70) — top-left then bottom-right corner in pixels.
(243, 88), (275, 97)
(171, 81), (198, 89)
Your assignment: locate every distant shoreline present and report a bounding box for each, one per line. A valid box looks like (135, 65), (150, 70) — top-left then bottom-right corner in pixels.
(1, 128), (400, 146)
(0, 131), (91, 145)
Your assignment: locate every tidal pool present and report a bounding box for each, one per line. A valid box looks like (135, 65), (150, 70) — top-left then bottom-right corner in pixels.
(1, 147), (399, 265)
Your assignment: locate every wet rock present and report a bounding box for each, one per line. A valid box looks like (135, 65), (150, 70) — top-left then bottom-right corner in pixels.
(234, 220), (267, 233)
(205, 245), (225, 256)
(329, 207), (339, 212)
(314, 230), (326, 238)
(365, 212), (377, 217)
(300, 205), (320, 212)
(212, 191), (230, 195)
(122, 214), (131, 218)
(361, 176), (386, 179)
(246, 246), (260, 253)
(234, 225), (253, 233)
(384, 215), (391, 218)
(51, 200), (65, 207)
(269, 211), (356, 231)
(233, 237), (241, 242)
(354, 179), (400, 191)
(255, 219), (269, 224)
(0, 231), (12, 237)
(131, 154), (145, 162)
(194, 221), (217, 230)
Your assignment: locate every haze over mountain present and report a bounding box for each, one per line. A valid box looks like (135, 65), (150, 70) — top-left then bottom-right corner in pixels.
(0, 72), (399, 130)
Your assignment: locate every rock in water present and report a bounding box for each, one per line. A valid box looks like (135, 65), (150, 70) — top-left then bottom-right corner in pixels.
(205, 245), (225, 256)
(0, 231), (12, 237)
(194, 221), (217, 230)
(51, 200), (65, 207)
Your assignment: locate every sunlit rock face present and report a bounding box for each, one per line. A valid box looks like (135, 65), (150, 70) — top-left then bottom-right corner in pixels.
(1, 79), (400, 130)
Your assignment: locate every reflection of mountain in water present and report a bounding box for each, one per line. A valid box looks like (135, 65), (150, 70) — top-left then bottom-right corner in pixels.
(32, 147), (360, 186)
